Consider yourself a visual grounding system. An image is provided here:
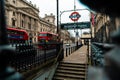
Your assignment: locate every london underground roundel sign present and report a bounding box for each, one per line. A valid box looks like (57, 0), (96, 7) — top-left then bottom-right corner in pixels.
(69, 11), (81, 21)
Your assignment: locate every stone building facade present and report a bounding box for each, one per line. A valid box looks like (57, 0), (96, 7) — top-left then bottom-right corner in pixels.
(61, 30), (72, 43)
(5, 0), (39, 43)
(5, 0), (71, 43)
(94, 13), (120, 43)
(39, 13), (56, 34)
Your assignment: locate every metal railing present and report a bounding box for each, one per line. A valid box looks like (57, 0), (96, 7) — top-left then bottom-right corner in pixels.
(10, 42), (61, 73)
(91, 42), (115, 67)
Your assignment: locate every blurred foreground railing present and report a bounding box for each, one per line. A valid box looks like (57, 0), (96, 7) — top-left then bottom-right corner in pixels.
(1, 40), (82, 79)
(91, 42), (115, 67)
(6, 42), (63, 79)
(0, 42), (62, 79)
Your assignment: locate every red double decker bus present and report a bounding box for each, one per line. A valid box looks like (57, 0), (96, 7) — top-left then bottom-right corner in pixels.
(7, 27), (29, 43)
(38, 32), (58, 49)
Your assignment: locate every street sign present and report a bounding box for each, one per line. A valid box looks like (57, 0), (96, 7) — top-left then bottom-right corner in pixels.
(61, 22), (90, 30)
(69, 11), (81, 21)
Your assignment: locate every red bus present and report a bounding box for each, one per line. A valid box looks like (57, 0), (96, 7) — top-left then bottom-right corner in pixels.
(6, 28), (37, 61)
(7, 27), (28, 43)
(38, 32), (58, 49)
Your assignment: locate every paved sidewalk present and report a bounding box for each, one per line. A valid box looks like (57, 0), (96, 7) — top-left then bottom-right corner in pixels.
(63, 45), (88, 64)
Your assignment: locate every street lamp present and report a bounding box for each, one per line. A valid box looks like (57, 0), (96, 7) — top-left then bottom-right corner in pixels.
(56, 0), (59, 34)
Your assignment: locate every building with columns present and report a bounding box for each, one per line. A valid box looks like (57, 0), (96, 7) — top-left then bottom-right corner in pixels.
(60, 30), (72, 43)
(5, 0), (71, 43)
(39, 13), (56, 34)
(5, 0), (39, 43)
(93, 13), (120, 43)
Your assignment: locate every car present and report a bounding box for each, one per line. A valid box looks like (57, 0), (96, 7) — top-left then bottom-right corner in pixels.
(65, 43), (70, 46)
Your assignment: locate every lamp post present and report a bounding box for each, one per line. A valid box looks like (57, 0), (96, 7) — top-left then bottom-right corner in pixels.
(56, 0), (59, 36)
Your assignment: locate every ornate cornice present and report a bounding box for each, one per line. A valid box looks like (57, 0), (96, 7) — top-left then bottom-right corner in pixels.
(16, 7), (39, 20)
(39, 17), (56, 27)
(17, 7), (39, 18)
(21, 0), (39, 12)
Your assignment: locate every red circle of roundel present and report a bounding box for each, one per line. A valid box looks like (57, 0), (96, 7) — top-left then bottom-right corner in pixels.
(69, 11), (81, 21)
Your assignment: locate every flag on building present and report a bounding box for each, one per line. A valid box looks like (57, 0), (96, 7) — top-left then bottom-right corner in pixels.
(91, 12), (95, 26)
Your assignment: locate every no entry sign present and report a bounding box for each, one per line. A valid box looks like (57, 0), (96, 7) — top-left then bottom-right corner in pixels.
(69, 11), (81, 21)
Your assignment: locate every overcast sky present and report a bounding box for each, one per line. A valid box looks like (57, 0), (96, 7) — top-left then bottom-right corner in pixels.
(27, 0), (90, 37)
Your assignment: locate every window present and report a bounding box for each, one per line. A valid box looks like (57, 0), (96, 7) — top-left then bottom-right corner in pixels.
(13, 12), (15, 16)
(12, 19), (15, 26)
(39, 33), (47, 36)
(22, 20), (24, 27)
(34, 38), (36, 42)
(34, 26), (36, 30)
(13, 0), (16, 4)
(29, 33), (33, 37)
(28, 23), (31, 29)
